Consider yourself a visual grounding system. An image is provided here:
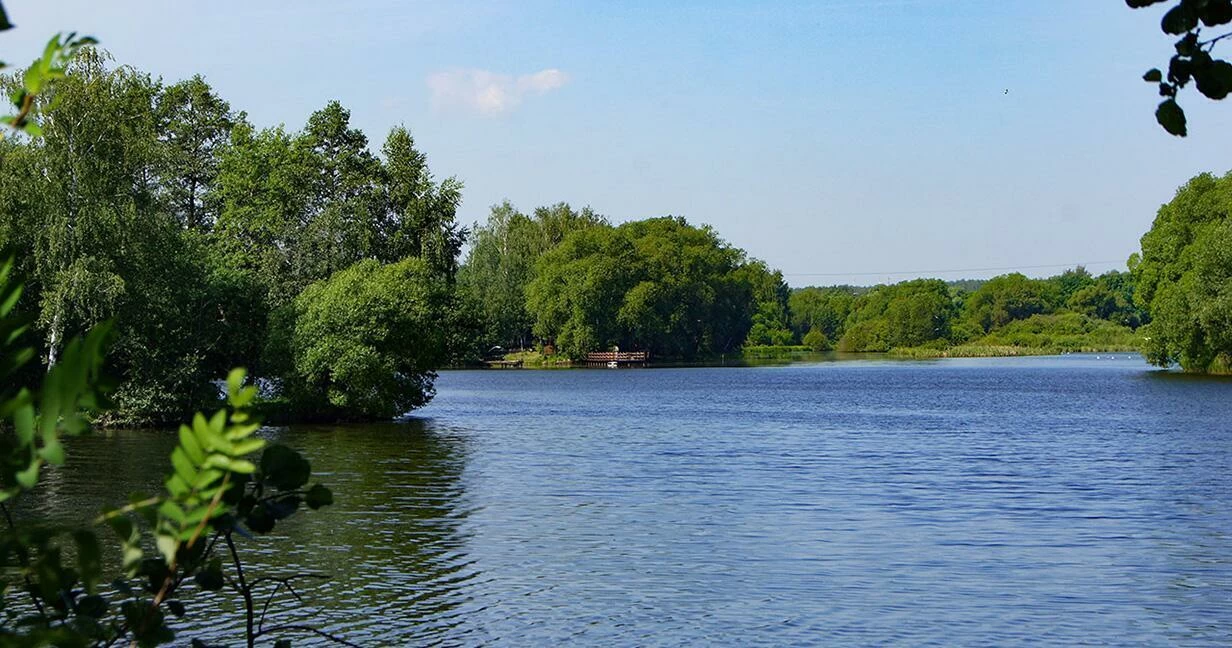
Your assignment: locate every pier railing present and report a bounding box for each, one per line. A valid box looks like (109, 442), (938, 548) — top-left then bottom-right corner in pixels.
(584, 351), (649, 366)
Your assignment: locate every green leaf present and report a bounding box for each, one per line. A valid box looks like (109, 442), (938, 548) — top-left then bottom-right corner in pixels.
(0, 5), (13, 31)
(194, 558), (223, 591)
(178, 424), (204, 464)
(208, 408), (226, 434)
(13, 401), (33, 445)
(158, 500), (187, 524)
(1143, 68), (1163, 82)
(15, 461), (39, 489)
(231, 437), (265, 456)
(38, 438), (64, 465)
(22, 65), (41, 95)
(306, 483), (333, 510)
(104, 511), (134, 540)
(170, 447), (199, 485)
(204, 454), (256, 474)
(156, 534), (179, 564)
(1156, 98), (1188, 136)
(21, 121), (41, 137)
(226, 368), (247, 405)
(73, 530), (102, 592)
(260, 445), (311, 490)
(166, 474), (189, 497)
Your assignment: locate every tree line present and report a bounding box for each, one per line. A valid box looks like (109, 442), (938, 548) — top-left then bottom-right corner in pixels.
(1, 51), (1229, 427)
(458, 201), (1153, 359)
(0, 51), (466, 423)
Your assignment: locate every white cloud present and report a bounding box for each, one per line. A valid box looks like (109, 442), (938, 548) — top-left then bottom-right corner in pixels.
(427, 68), (570, 115)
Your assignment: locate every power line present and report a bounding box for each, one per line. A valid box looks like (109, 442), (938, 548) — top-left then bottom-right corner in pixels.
(781, 259), (1127, 278)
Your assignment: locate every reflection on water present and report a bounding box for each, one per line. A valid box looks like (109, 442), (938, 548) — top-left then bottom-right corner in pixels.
(18, 420), (478, 646)
(13, 355), (1232, 645)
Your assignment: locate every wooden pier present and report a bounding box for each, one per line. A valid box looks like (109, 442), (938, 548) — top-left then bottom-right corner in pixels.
(584, 351), (649, 368)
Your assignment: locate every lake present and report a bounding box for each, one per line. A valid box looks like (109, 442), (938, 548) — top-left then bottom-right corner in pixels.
(22, 354), (1232, 645)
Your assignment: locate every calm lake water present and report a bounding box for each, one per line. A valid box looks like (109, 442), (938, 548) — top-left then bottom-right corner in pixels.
(21, 354), (1232, 645)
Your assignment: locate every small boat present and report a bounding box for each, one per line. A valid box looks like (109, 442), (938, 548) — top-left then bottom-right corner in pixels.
(607, 361), (619, 369)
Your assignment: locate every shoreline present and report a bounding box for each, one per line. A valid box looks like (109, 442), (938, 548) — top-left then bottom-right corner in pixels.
(450, 345), (1146, 370)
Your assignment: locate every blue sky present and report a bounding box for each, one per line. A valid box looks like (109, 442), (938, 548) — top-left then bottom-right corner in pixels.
(7, 1), (1231, 285)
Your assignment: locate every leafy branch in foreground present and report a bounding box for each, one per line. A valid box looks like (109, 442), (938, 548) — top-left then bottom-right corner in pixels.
(0, 29), (96, 137)
(92, 369), (340, 647)
(0, 256), (343, 646)
(1130, 0), (1232, 136)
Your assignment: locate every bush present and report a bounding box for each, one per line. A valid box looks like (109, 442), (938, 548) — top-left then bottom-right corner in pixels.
(802, 326), (830, 352)
(271, 257), (452, 420)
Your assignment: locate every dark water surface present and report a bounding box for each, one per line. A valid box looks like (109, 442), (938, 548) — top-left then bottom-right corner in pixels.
(22, 354), (1232, 645)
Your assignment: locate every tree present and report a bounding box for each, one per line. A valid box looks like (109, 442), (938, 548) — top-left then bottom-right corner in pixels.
(526, 216), (755, 359)
(738, 260), (794, 346)
(382, 126), (466, 281)
(802, 326), (831, 352)
(839, 279), (954, 351)
(0, 51), (260, 421)
(0, 17), (342, 644)
(1047, 266), (1094, 309)
(1067, 270), (1144, 328)
(459, 200), (607, 349)
(1132, 171), (1232, 372)
(1129, 0), (1232, 136)
(271, 257), (453, 419)
(154, 75), (238, 229)
(211, 121), (316, 305)
(961, 273), (1056, 333)
(789, 286), (855, 341)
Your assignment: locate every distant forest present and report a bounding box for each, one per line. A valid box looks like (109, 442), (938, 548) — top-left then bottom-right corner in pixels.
(460, 202), (1145, 360)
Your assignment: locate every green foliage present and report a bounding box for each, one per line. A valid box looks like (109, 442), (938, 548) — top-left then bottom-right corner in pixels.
(1129, 0), (1232, 136)
(526, 216), (757, 360)
(154, 75), (236, 229)
(0, 255), (109, 501)
(0, 31), (96, 136)
(1132, 171), (1232, 372)
(838, 279), (954, 352)
(214, 105), (466, 308)
(459, 201), (607, 350)
(1067, 270), (1145, 328)
(0, 247), (338, 645)
(962, 273), (1057, 333)
(802, 326), (831, 352)
(974, 312), (1142, 351)
(739, 261), (794, 346)
(272, 257), (452, 419)
(0, 50), (468, 423)
(788, 286), (855, 341)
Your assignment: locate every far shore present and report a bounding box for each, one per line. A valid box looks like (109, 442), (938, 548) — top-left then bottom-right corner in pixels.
(453, 345), (1146, 370)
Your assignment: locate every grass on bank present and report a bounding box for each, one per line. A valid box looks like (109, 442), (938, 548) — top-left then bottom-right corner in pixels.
(501, 349), (574, 368)
(891, 313), (1144, 358)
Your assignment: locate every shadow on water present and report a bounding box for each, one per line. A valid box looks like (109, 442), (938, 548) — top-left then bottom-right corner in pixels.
(15, 418), (480, 646)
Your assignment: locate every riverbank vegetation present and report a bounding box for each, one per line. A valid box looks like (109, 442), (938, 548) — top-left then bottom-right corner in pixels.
(1133, 171), (1232, 373)
(3, 48), (1230, 426)
(0, 52), (467, 424)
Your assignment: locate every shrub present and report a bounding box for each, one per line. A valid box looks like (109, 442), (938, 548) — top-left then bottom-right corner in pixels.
(271, 257), (452, 420)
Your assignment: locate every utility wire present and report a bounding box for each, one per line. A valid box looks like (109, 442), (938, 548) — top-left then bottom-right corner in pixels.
(781, 259), (1127, 278)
